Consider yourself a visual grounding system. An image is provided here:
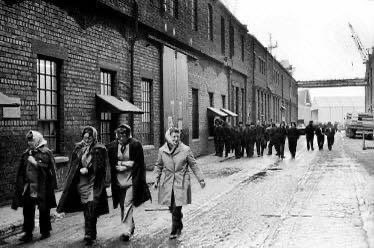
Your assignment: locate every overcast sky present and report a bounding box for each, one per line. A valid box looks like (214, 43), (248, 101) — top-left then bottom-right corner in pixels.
(222, 0), (374, 97)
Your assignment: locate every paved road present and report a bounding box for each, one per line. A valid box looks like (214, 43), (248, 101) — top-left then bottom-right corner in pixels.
(3, 134), (373, 248)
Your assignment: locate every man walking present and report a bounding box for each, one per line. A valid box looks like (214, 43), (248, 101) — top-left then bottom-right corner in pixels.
(305, 120), (315, 151)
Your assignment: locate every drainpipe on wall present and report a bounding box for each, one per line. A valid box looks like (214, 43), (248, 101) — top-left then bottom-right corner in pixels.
(129, 0), (138, 134)
(252, 38), (256, 122)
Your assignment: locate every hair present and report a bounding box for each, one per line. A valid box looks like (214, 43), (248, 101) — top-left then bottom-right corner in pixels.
(82, 127), (94, 138)
(169, 127), (180, 135)
(116, 124), (131, 137)
(26, 131), (33, 141)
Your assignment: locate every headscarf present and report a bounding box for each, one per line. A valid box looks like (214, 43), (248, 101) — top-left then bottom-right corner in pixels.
(79, 126), (98, 168)
(26, 130), (47, 150)
(165, 127), (180, 153)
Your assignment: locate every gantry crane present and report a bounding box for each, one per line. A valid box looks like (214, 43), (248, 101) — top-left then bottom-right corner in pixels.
(348, 22), (369, 64)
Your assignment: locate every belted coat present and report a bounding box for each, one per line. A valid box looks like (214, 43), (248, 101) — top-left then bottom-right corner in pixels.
(154, 142), (204, 207)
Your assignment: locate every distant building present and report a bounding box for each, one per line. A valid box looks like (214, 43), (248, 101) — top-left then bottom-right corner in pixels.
(297, 89), (312, 124)
(311, 96), (364, 123)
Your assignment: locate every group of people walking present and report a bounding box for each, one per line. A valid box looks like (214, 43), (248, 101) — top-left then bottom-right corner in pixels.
(12, 124), (205, 245)
(305, 120), (337, 151)
(214, 119), (301, 160)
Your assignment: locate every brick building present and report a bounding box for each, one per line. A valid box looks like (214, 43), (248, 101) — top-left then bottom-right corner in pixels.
(0, 0), (298, 205)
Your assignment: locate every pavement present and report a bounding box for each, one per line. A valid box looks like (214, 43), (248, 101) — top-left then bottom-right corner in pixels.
(0, 151), (248, 241)
(0, 167), (157, 240)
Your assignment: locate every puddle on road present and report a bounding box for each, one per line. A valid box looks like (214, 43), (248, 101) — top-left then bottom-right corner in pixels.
(204, 167), (242, 179)
(241, 171), (267, 185)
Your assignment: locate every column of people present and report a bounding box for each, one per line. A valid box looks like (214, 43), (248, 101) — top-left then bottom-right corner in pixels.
(12, 124), (205, 245)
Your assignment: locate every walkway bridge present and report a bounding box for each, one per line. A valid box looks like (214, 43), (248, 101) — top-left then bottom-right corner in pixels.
(297, 78), (367, 88)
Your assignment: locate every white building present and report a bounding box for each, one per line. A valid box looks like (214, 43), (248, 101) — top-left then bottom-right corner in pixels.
(311, 96), (364, 124)
(298, 89), (312, 124)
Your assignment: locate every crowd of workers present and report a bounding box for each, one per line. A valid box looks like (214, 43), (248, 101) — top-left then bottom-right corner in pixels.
(213, 119), (337, 160)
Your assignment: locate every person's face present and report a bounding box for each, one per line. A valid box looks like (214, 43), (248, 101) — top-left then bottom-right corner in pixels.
(83, 132), (94, 145)
(117, 132), (129, 145)
(27, 140), (36, 149)
(170, 132), (180, 146)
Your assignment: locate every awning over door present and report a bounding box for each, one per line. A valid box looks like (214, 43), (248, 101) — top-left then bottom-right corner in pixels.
(96, 94), (143, 114)
(0, 92), (20, 107)
(220, 108), (238, 117)
(207, 107), (228, 117)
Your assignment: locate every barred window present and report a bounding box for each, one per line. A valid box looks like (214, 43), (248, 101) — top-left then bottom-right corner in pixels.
(139, 79), (153, 145)
(100, 70), (113, 144)
(37, 58), (59, 152)
(207, 4), (213, 41)
(221, 16), (225, 55)
(191, 0), (198, 31)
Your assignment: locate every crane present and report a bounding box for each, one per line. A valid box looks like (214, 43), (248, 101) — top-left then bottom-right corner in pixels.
(348, 22), (369, 64)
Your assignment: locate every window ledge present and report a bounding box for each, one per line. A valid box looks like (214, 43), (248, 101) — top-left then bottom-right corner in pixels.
(54, 156), (69, 164)
(192, 138), (200, 142)
(208, 136), (214, 140)
(143, 145), (155, 150)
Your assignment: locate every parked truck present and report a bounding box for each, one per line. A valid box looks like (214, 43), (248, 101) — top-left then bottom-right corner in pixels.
(344, 112), (374, 139)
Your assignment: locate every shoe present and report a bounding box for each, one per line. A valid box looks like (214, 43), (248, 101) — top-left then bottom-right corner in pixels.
(84, 238), (93, 246)
(40, 232), (50, 240)
(120, 234), (130, 242)
(19, 233), (33, 243)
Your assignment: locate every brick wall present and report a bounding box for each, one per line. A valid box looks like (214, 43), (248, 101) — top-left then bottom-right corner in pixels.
(0, 0), (162, 205)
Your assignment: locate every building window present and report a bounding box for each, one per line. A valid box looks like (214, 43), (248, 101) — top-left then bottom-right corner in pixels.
(209, 92), (214, 107)
(192, 88), (199, 139)
(221, 16), (225, 55)
(235, 87), (239, 124)
(241, 88), (245, 122)
(37, 58), (59, 152)
(241, 35), (244, 61)
(100, 70), (113, 144)
(191, 0), (198, 31)
(229, 23), (234, 58)
(162, 0), (178, 17)
(207, 4), (213, 41)
(139, 79), (153, 145)
(259, 57), (266, 75)
(222, 94), (226, 108)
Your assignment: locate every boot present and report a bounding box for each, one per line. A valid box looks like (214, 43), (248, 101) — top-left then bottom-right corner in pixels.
(19, 233), (33, 243)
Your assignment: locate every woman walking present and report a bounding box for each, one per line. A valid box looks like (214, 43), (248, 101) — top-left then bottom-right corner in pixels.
(12, 131), (57, 243)
(57, 126), (110, 245)
(154, 127), (206, 239)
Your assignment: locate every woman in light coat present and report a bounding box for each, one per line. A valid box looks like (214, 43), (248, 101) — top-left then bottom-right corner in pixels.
(154, 127), (206, 239)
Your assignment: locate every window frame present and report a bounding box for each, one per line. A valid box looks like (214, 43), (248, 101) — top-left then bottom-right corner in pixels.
(192, 88), (199, 139)
(99, 69), (114, 144)
(139, 79), (154, 145)
(36, 56), (60, 153)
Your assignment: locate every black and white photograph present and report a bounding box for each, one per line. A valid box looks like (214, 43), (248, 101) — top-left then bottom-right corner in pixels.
(0, 0), (374, 247)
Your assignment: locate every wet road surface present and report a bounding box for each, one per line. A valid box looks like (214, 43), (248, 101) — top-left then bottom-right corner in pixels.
(3, 134), (373, 247)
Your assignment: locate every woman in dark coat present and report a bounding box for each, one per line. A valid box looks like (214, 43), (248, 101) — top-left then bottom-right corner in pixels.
(12, 131), (57, 243)
(106, 124), (151, 241)
(57, 126), (110, 245)
(287, 122), (300, 159)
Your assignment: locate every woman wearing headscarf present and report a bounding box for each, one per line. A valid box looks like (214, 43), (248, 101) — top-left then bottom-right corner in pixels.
(154, 127), (206, 239)
(57, 126), (110, 245)
(12, 131), (57, 243)
(106, 124), (151, 242)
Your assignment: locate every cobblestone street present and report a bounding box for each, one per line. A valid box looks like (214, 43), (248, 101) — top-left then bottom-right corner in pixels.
(2, 134), (373, 247)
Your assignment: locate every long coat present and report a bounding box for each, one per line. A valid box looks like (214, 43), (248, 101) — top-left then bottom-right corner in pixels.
(12, 146), (57, 211)
(155, 142), (204, 206)
(106, 138), (151, 208)
(57, 143), (111, 217)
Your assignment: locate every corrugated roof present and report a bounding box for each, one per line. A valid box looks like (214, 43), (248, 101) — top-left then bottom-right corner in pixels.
(311, 96), (364, 109)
